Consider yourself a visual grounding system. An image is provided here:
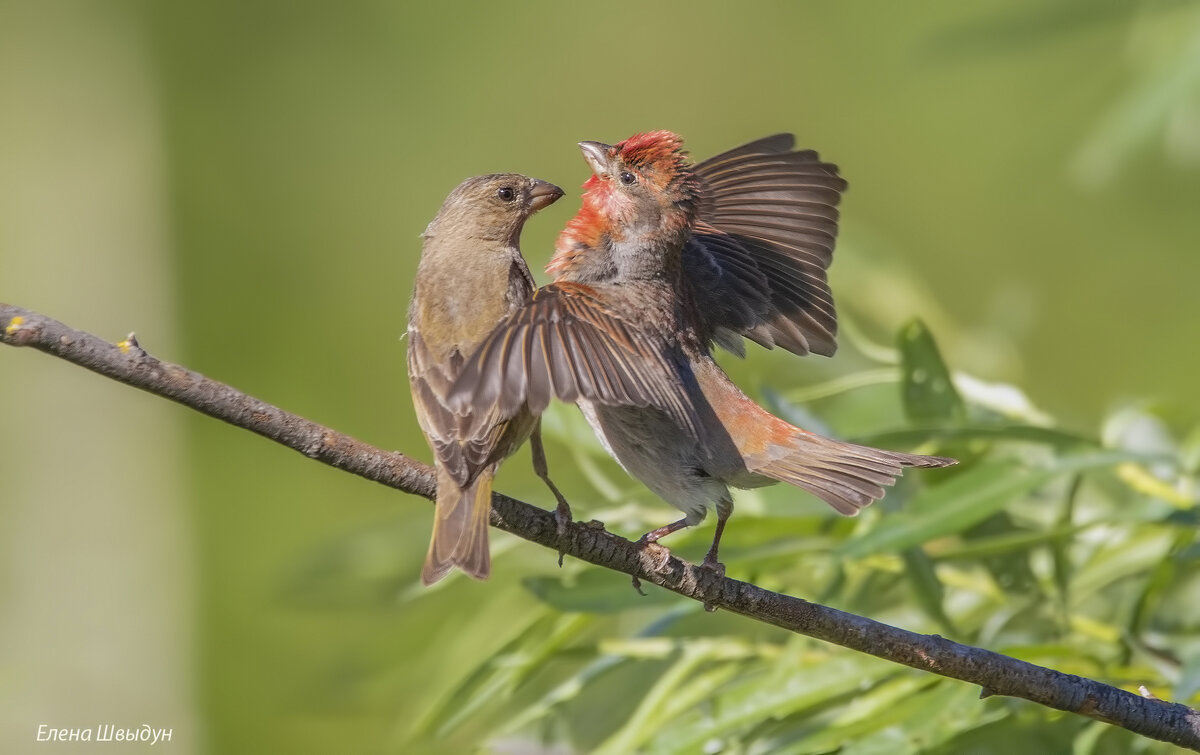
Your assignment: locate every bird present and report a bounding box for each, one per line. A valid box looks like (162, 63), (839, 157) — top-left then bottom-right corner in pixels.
(406, 173), (569, 585)
(449, 132), (956, 572)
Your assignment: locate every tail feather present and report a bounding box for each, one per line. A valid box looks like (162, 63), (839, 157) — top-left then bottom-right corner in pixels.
(752, 432), (956, 515)
(422, 466), (494, 585)
(695, 357), (956, 515)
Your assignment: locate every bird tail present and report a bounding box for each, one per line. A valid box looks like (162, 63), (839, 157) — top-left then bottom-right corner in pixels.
(422, 466), (493, 585)
(751, 431), (956, 515)
(693, 357), (956, 515)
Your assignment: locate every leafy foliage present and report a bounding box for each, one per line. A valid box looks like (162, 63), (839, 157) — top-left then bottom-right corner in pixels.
(353, 320), (1197, 753)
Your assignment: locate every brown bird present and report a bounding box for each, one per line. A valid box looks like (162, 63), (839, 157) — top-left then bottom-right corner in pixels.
(406, 174), (569, 585)
(451, 133), (956, 572)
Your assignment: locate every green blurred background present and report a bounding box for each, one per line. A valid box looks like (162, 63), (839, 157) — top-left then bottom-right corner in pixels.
(3, 1), (1198, 752)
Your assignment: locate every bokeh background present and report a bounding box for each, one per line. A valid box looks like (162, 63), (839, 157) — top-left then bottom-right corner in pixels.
(3, 1), (1198, 752)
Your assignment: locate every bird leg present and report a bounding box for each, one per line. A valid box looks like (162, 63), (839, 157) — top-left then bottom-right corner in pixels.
(529, 424), (572, 565)
(638, 517), (691, 545)
(700, 498), (731, 578)
(697, 499), (732, 612)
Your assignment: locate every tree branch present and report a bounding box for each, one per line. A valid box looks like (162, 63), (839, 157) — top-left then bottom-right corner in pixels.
(3, 301), (1198, 751)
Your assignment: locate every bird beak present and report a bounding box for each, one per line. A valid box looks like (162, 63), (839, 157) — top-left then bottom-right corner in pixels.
(578, 141), (613, 177)
(528, 179), (564, 212)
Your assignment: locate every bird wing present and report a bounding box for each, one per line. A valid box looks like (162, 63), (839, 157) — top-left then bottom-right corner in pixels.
(408, 328), (530, 489)
(447, 282), (702, 438)
(686, 133), (845, 358)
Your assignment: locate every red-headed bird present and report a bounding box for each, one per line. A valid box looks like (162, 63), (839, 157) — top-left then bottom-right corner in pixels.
(451, 134), (955, 571)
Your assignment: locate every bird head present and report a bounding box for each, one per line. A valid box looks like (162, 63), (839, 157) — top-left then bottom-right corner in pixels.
(550, 131), (701, 278)
(423, 174), (563, 249)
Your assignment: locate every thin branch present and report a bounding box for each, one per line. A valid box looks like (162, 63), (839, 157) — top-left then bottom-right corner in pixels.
(3, 301), (1198, 751)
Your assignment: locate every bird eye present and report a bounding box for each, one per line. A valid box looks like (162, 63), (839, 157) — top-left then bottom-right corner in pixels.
(618, 171), (636, 186)
(496, 187), (515, 202)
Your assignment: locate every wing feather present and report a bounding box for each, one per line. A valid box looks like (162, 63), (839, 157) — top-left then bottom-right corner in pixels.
(407, 329), (525, 489)
(687, 134), (847, 358)
(448, 283), (702, 438)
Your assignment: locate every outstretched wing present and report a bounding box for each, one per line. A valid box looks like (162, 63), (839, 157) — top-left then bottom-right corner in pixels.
(686, 133), (846, 358)
(448, 282), (701, 438)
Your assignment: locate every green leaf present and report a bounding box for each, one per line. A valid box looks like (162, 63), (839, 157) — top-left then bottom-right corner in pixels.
(523, 569), (685, 612)
(1051, 475), (1084, 623)
(838, 451), (1145, 558)
(860, 424), (1101, 452)
(413, 612), (593, 738)
(1174, 650), (1200, 703)
(933, 523), (1087, 560)
(771, 675), (939, 754)
(1071, 720), (1110, 755)
(902, 548), (956, 634)
(657, 654), (900, 755)
(778, 367), (902, 405)
(898, 319), (965, 426)
(962, 511), (1040, 594)
(790, 680), (1008, 755)
(593, 642), (744, 755)
(1070, 526), (1178, 604)
(497, 605), (696, 737)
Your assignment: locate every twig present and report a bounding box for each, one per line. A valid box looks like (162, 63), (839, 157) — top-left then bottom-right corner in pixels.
(3, 302), (1199, 751)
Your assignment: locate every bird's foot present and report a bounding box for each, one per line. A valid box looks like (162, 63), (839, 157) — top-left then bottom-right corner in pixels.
(553, 499), (573, 567)
(554, 499), (573, 537)
(699, 554), (725, 612)
(699, 553), (726, 579)
(630, 539), (672, 595)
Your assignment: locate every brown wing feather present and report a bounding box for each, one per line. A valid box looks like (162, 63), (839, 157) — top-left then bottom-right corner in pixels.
(407, 329), (530, 489)
(687, 134), (847, 358)
(448, 283), (702, 438)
